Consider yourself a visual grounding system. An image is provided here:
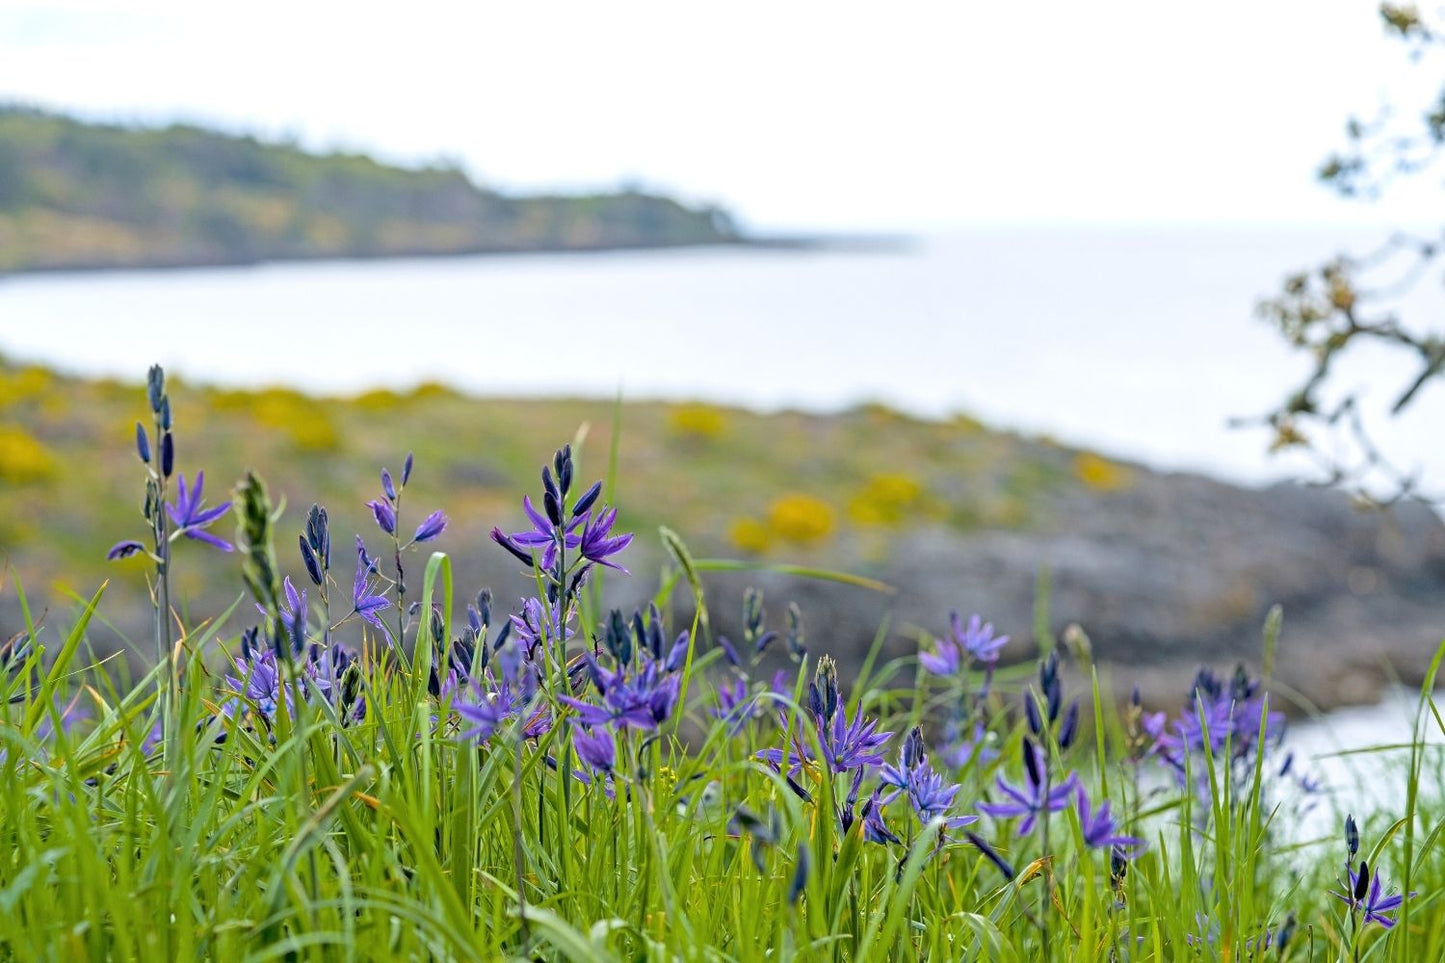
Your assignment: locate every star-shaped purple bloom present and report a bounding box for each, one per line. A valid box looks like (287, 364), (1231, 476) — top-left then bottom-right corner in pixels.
(919, 612), (1009, 675)
(576, 506), (634, 573)
(167, 471), (233, 551)
(498, 495), (584, 570)
(1331, 861), (1411, 929)
(351, 537), (390, 633)
(978, 740), (1080, 836)
(1074, 786), (1144, 852)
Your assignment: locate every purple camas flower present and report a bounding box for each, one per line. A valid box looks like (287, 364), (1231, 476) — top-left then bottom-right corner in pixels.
(920, 612), (1010, 676)
(351, 537), (390, 634)
(508, 595), (575, 658)
(758, 659), (892, 775)
(978, 739), (1080, 835)
(366, 499), (397, 536)
(106, 540), (147, 561)
(411, 510), (447, 544)
(1331, 860), (1410, 929)
(503, 495), (584, 570)
(576, 506), (633, 573)
(942, 718), (999, 769)
(562, 653), (681, 732)
(1073, 786), (1144, 852)
(166, 471), (233, 551)
(455, 636), (548, 744)
(860, 792), (901, 845)
(221, 631), (309, 722)
(1147, 664), (1285, 785)
(877, 726), (978, 829)
(573, 726), (616, 774)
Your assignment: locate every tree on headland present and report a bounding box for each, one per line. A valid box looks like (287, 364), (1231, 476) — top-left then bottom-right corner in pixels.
(1248, 3), (1444, 506)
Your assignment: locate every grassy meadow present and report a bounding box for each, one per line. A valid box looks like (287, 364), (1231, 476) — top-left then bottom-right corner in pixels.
(0, 362), (1441, 961)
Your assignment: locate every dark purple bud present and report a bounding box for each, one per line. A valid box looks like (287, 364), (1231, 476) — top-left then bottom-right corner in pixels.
(606, 609), (633, 666)
(381, 469), (396, 501)
(784, 772), (813, 804)
(754, 630), (778, 654)
(476, 589), (491, 627)
(553, 445), (572, 496)
(717, 635), (741, 668)
(807, 681), (825, 720)
(1345, 814), (1359, 859)
(240, 625), (258, 659)
(542, 466), (559, 502)
(135, 422), (151, 463)
(490, 527), (535, 566)
(305, 504), (329, 570)
(412, 510), (447, 543)
(402, 451), (414, 486)
(646, 607), (664, 661)
(1058, 700), (1080, 749)
(903, 727), (926, 769)
(558, 451), (573, 496)
(966, 831), (1016, 881)
(1277, 913), (1296, 952)
(146, 364), (165, 413)
(367, 499), (396, 535)
(665, 632), (690, 673)
(1130, 684), (1142, 708)
(814, 655), (838, 723)
(1046, 676), (1062, 724)
(299, 535), (323, 586)
(159, 397), (172, 431)
(788, 843), (809, 905)
(106, 540), (147, 561)
(1024, 691), (1044, 736)
(543, 489), (562, 527)
(160, 432), (174, 478)
(1354, 860), (1370, 900)
(571, 481), (602, 518)
(1022, 737), (1042, 789)
(1110, 846), (1129, 882)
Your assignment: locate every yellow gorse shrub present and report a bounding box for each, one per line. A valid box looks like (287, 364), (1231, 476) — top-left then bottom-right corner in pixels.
(669, 403), (729, 441)
(0, 424), (59, 484)
(848, 472), (923, 526)
(768, 493), (835, 546)
(0, 366), (54, 408)
(1073, 452), (1135, 492)
(728, 516), (772, 555)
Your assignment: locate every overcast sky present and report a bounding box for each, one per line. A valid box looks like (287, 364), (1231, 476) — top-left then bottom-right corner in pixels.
(0, 0), (1432, 231)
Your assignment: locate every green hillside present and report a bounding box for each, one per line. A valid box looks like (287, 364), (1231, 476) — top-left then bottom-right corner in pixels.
(0, 107), (739, 272)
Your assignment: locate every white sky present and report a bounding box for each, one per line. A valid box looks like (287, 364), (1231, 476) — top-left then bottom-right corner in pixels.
(0, 0), (1434, 231)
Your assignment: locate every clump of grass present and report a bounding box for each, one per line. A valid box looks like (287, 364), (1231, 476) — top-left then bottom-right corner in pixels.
(0, 365), (1440, 961)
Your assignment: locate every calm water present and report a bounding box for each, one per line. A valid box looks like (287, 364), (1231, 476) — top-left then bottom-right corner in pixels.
(1, 226), (1439, 489)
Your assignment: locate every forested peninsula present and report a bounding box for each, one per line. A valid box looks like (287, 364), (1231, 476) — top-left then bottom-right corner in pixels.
(0, 107), (741, 273)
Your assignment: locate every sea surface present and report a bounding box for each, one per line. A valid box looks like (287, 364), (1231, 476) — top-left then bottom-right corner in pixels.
(1, 225), (1440, 491)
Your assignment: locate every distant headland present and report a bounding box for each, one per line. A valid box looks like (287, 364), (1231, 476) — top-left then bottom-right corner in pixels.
(0, 106), (759, 274)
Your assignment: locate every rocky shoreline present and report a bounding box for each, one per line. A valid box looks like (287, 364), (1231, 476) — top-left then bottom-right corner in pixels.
(671, 472), (1445, 714)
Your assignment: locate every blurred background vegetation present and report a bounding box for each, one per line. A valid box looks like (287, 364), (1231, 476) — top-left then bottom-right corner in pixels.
(0, 356), (1118, 652)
